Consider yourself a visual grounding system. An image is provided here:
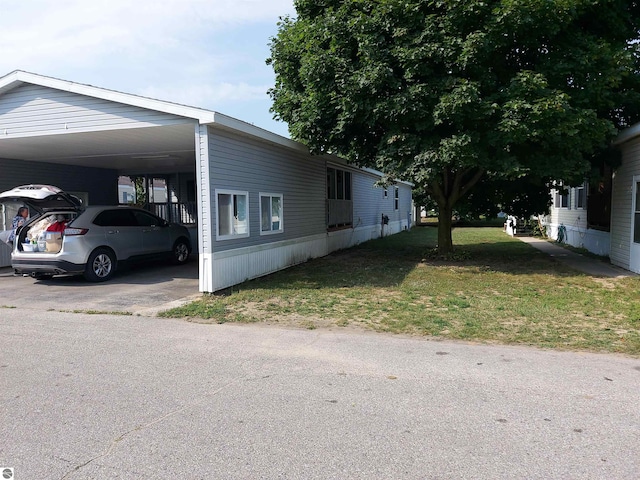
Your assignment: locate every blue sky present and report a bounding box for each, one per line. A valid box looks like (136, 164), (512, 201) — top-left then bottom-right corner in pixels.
(0, 0), (296, 138)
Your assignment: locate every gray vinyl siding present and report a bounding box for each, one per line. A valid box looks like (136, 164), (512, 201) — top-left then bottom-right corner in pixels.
(610, 138), (640, 269)
(351, 170), (397, 227)
(0, 84), (190, 136)
(395, 183), (413, 225)
(208, 127), (326, 252)
(0, 157), (118, 205)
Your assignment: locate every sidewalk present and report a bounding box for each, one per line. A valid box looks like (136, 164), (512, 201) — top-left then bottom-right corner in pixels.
(516, 236), (637, 278)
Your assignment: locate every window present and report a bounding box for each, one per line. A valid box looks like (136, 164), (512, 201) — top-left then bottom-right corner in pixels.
(384, 189), (388, 199)
(635, 181), (640, 244)
(327, 167), (353, 229)
(216, 190), (249, 239)
(327, 167), (352, 200)
(132, 210), (163, 227)
(555, 186), (570, 208)
(93, 209), (137, 227)
(394, 187), (399, 210)
(575, 184), (586, 209)
(260, 193), (283, 235)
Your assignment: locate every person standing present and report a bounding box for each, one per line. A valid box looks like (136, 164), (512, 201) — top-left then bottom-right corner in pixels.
(8, 207), (28, 247)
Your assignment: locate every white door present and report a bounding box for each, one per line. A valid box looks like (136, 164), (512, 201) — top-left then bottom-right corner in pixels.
(631, 176), (640, 273)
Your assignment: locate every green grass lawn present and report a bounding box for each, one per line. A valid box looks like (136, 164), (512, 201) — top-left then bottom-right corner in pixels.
(160, 227), (640, 356)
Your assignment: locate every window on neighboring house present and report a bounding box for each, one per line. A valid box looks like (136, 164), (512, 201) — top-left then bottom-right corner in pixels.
(216, 190), (249, 239)
(575, 184), (586, 209)
(327, 167), (353, 228)
(555, 186), (570, 208)
(384, 188), (388, 199)
(394, 187), (399, 210)
(260, 193), (283, 235)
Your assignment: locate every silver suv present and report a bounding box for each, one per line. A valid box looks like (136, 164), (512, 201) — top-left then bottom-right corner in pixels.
(1, 185), (191, 281)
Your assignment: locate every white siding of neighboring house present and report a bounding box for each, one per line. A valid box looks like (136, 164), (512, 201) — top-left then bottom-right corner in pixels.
(543, 184), (610, 256)
(610, 137), (640, 270)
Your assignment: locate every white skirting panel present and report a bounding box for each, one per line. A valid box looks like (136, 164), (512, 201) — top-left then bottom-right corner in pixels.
(199, 252), (214, 293)
(545, 223), (610, 257)
(205, 222), (413, 292)
(328, 224), (379, 252)
(211, 234), (328, 291)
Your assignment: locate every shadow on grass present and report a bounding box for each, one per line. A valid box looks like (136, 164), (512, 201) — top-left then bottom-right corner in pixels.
(223, 227), (582, 294)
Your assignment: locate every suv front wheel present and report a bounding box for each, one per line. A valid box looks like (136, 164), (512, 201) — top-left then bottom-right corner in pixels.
(84, 248), (116, 282)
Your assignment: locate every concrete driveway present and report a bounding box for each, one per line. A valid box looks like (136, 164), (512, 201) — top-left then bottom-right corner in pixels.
(0, 256), (200, 315)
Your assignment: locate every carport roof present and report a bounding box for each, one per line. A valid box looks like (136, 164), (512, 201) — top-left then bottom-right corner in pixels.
(0, 70), (302, 155)
(0, 71), (412, 185)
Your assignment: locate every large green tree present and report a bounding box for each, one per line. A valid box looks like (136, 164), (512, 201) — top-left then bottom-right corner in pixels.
(268, 0), (640, 254)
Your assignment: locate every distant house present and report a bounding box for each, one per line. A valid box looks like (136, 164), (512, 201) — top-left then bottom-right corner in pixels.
(541, 177), (611, 257)
(0, 70), (413, 291)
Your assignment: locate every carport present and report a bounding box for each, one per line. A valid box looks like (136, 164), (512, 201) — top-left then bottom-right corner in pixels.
(0, 70), (215, 288)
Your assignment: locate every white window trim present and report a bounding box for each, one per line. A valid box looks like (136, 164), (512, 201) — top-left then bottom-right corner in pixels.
(259, 192), (284, 236)
(394, 186), (399, 211)
(215, 189), (250, 240)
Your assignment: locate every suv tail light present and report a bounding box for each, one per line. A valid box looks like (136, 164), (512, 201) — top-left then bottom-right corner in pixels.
(64, 227), (88, 236)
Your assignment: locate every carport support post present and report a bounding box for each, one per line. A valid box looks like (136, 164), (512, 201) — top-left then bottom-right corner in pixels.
(195, 123), (215, 292)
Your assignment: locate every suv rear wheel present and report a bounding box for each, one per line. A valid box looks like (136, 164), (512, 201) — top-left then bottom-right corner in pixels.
(84, 248), (116, 282)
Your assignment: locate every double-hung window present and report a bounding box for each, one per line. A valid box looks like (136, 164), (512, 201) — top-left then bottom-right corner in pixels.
(394, 187), (399, 210)
(575, 184), (586, 209)
(260, 193), (283, 235)
(555, 185), (570, 208)
(216, 190), (249, 239)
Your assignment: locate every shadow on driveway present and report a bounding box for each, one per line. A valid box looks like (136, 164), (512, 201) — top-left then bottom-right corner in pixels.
(0, 257), (200, 315)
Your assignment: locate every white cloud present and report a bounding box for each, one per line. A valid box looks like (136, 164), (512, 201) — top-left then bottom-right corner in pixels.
(0, 0), (295, 136)
(0, 0), (295, 72)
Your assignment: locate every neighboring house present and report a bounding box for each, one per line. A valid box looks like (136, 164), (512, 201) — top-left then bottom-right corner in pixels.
(541, 180), (611, 257)
(610, 123), (640, 273)
(507, 120), (640, 275)
(0, 71), (413, 291)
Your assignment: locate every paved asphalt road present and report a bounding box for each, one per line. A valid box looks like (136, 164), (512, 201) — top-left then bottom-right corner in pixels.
(1, 309), (639, 479)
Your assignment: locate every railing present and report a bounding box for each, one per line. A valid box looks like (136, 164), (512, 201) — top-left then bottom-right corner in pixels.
(149, 202), (197, 225)
(327, 199), (353, 228)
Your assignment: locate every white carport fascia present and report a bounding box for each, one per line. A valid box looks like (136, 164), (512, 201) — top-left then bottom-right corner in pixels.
(0, 70), (311, 152)
(0, 70), (216, 124)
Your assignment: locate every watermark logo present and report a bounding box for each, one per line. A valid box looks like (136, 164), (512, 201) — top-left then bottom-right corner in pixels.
(1, 468), (14, 480)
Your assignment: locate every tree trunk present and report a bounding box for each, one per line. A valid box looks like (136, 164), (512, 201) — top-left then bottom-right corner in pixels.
(428, 167), (484, 256)
(437, 202), (453, 255)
